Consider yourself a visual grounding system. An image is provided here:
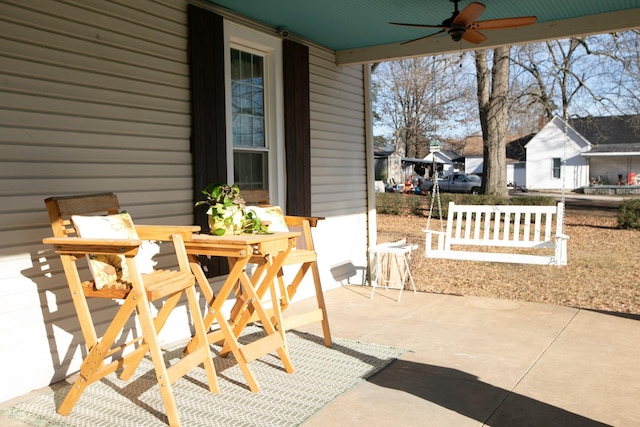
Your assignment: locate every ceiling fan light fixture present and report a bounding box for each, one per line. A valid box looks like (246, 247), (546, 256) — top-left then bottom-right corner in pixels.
(448, 27), (465, 42)
(391, 0), (536, 46)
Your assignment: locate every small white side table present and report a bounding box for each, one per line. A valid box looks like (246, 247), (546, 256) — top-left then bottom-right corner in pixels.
(369, 241), (418, 302)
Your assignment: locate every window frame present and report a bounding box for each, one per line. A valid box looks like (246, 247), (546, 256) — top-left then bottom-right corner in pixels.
(223, 21), (284, 206)
(552, 157), (562, 179)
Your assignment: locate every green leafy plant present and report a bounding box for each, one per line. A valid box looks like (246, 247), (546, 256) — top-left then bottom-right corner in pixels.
(195, 183), (246, 215)
(195, 183), (270, 235)
(242, 210), (269, 234)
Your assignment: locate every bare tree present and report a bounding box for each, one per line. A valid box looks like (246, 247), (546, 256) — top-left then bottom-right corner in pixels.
(510, 33), (640, 122)
(373, 30), (640, 196)
(476, 47), (510, 197)
(506, 76), (547, 135)
(372, 55), (474, 159)
(607, 30), (640, 114)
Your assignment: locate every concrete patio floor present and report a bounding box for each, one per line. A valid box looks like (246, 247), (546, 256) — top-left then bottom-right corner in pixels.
(2, 285), (639, 426)
(291, 286), (640, 427)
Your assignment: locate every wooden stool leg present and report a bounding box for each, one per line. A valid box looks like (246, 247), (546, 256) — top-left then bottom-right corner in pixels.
(269, 274), (288, 350)
(57, 375), (88, 416)
(57, 291), (140, 416)
(185, 285), (219, 393)
(237, 273), (295, 374)
(118, 291), (181, 382)
(310, 261), (332, 347)
(135, 294), (181, 427)
(216, 314), (261, 392)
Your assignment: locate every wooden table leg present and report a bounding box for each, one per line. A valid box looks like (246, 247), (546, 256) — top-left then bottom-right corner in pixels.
(186, 238), (296, 392)
(224, 238), (294, 351)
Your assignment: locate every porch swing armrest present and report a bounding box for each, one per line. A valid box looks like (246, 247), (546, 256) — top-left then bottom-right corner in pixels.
(554, 233), (569, 266)
(424, 229), (447, 252)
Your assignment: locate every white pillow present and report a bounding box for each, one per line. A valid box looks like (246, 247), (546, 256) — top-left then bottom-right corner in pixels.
(72, 212), (158, 289)
(245, 206), (289, 232)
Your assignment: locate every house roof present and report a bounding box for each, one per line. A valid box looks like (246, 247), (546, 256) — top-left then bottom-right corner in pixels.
(206, 0), (640, 65)
(462, 135), (483, 157)
(563, 114), (640, 156)
(581, 143), (640, 156)
(525, 115), (640, 157)
(568, 114), (640, 146)
(374, 150), (396, 158)
(424, 150), (460, 164)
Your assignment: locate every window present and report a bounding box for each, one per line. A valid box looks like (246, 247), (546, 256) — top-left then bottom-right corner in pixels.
(552, 158), (561, 179)
(225, 23), (283, 204)
(231, 49), (266, 190)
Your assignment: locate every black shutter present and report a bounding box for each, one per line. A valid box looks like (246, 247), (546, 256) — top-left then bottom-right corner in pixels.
(283, 39), (311, 216)
(188, 5), (228, 276)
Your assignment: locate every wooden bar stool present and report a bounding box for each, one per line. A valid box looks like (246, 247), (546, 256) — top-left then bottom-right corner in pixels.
(43, 193), (218, 427)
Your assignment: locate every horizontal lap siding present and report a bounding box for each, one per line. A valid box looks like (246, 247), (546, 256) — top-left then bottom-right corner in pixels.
(0, 0), (372, 401)
(309, 49), (367, 215)
(308, 47), (368, 294)
(0, 0), (191, 402)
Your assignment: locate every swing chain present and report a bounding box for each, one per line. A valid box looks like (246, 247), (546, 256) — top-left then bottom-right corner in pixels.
(425, 175), (444, 234)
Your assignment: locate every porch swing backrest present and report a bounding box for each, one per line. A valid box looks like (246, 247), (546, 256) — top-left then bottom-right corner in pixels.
(425, 201), (568, 266)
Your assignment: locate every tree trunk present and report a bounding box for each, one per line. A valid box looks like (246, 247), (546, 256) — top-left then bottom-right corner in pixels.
(475, 47), (510, 197)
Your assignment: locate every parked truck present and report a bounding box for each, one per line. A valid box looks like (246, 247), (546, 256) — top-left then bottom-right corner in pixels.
(418, 173), (481, 195)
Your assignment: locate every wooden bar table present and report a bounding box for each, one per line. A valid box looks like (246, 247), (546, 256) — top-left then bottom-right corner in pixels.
(183, 231), (299, 392)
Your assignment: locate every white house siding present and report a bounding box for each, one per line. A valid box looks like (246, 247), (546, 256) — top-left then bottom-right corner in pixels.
(507, 162), (527, 188)
(525, 117), (590, 191)
(465, 156), (483, 175)
(0, 0), (196, 403)
(307, 47), (368, 295)
(0, 1), (370, 403)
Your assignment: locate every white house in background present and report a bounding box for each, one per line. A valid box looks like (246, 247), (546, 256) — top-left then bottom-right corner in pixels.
(462, 135), (530, 188)
(462, 115), (640, 192)
(462, 135), (484, 175)
(569, 114), (640, 185)
(423, 150), (459, 177)
(526, 115), (640, 191)
(526, 116), (591, 191)
(525, 117), (591, 190)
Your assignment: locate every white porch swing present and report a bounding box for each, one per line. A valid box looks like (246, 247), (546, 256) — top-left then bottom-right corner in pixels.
(423, 131), (570, 267)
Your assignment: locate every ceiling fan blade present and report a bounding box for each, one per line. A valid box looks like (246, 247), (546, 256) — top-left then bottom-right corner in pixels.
(400, 29), (447, 45)
(390, 22), (448, 29)
(453, 2), (486, 26)
(470, 16), (537, 30)
(462, 29), (487, 44)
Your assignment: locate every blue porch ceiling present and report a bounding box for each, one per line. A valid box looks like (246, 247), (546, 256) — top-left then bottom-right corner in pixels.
(206, 0), (640, 64)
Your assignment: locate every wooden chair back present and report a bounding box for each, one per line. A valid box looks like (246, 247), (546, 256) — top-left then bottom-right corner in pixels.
(242, 188), (270, 206)
(46, 192), (120, 238)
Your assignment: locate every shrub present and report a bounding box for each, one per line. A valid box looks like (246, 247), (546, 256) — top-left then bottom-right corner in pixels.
(376, 193), (403, 215)
(377, 192), (558, 218)
(509, 195), (556, 206)
(617, 198), (640, 229)
(407, 195), (423, 216)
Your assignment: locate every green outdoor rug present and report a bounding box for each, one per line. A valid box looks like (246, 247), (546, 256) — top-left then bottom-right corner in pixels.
(1, 327), (404, 426)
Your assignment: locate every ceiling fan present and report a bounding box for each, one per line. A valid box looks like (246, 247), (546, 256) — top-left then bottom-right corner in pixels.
(390, 0), (537, 45)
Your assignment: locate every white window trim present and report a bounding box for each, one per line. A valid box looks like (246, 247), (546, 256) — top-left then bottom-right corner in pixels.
(552, 157), (562, 179)
(223, 21), (285, 206)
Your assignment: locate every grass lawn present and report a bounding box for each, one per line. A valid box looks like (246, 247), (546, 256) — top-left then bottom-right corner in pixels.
(376, 194), (640, 315)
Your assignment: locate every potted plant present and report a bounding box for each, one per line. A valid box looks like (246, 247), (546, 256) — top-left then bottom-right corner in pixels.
(195, 183), (269, 235)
